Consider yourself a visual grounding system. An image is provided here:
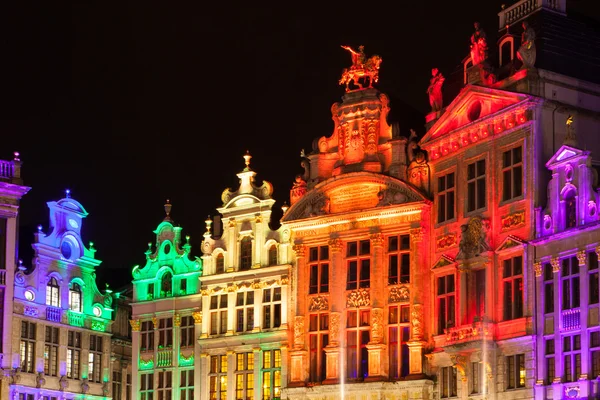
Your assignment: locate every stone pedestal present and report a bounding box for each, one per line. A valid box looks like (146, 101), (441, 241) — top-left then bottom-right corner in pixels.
(406, 340), (425, 377)
(289, 350), (307, 383)
(366, 343), (387, 379)
(323, 346), (340, 384)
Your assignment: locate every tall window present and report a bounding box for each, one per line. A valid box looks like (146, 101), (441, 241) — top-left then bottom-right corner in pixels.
(180, 277), (187, 295)
(262, 349), (281, 400)
(388, 235), (410, 285)
(473, 269), (486, 321)
(591, 331), (600, 379)
(346, 240), (370, 290)
(440, 366), (457, 398)
(157, 370), (172, 400)
(180, 315), (195, 348)
(141, 320), (154, 351)
(506, 354), (525, 389)
(89, 335), (103, 383)
(161, 272), (172, 297)
(564, 190), (577, 229)
(562, 256), (580, 310)
(564, 334), (581, 382)
(503, 256), (524, 320)
(158, 317), (173, 348)
(180, 370), (194, 400)
(44, 326), (59, 376)
(148, 283), (154, 300)
(209, 355), (227, 400)
(467, 159), (486, 212)
(589, 251), (599, 305)
(235, 352), (254, 400)
(346, 309), (370, 379)
(471, 362), (481, 394)
(437, 275), (456, 334)
(216, 253), (225, 274)
(67, 331), (81, 379)
(268, 245), (278, 266)
(240, 237), (252, 270)
(544, 263), (554, 313)
(126, 373), (131, 400)
(309, 313), (329, 383)
(69, 283), (82, 312)
(502, 146), (523, 201)
(112, 370), (122, 400)
(545, 338), (555, 383)
(236, 291), (255, 333)
(388, 305), (410, 379)
(140, 373), (154, 400)
(309, 246), (329, 294)
(263, 287), (281, 329)
(210, 294), (228, 335)
(437, 172), (455, 223)
(46, 277), (60, 307)
(20, 321), (35, 373)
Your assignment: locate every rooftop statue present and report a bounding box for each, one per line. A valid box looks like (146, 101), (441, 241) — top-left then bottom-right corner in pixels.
(469, 22), (488, 65)
(427, 68), (445, 112)
(339, 45), (382, 92)
(517, 21), (536, 69)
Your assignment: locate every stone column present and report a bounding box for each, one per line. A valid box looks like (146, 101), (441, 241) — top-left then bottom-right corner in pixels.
(173, 314), (181, 367)
(370, 233), (384, 308)
(328, 239), (344, 313)
(290, 316), (307, 384)
(407, 228), (425, 378)
(292, 244), (306, 315)
(254, 215), (263, 267)
(2, 217), (17, 362)
(323, 311), (341, 384)
(366, 307), (386, 380)
(129, 319), (140, 400)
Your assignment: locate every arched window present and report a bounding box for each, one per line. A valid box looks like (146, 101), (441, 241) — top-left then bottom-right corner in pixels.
(268, 245), (278, 266)
(565, 190), (577, 229)
(46, 277), (60, 307)
(161, 272), (172, 297)
(240, 237), (252, 271)
(216, 253), (225, 274)
(69, 283), (82, 312)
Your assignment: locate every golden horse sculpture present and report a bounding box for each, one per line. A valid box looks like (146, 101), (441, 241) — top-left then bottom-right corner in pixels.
(339, 45), (382, 92)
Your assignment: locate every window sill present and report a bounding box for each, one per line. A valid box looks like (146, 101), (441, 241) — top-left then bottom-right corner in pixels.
(499, 195), (525, 207)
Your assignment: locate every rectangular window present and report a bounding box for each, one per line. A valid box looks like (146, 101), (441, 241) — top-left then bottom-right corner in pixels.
(112, 370), (122, 400)
(473, 268), (486, 321)
(210, 294), (228, 335)
(564, 334), (581, 382)
(235, 352), (254, 400)
(502, 146), (523, 201)
(437, 275), (456, 334)
(309, 246), (329, 294)
(180, 315), (195, 347)
(140, 373), (154, 400)
(440, 366), (457, 398)
(20, 321), (36, 373)
(346, 309), (370, 380)
(67, 331), (81, 379)
(140, 320), (154, 351)
(180, 370), (194, 400)
(562, 256), (580, 310)
(262, 349), (281, 400)
(209, 355), (228, 400)
(18, 395), (35, 400)
(388, 235), (410, 285)
(309, 313), (329, 383)
(471, 362), (481, 394)
(467, 159), (486, 212)
(545, 338), (555, 383)
(157, 370), (172, 400)
(158, 317), (173, 348)
(89, 335), (103, 383)
(236, 291), (255, 333)
(544, 263), (554, 313)
(506, 354), (525, 389)
(126, 373), (131, 400)
(388, 305), (410, 379)
(346, 240), (371, 290)
(437, 172), (455, 223)
(591, 331), (600, 379)
(262, 287), (281, 330)
(503, 256), (524, 320)
(589, 251), (599, 305)
(44, 326), (59, 376)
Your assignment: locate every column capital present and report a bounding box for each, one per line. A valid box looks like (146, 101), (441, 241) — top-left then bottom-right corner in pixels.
(152, 317), (158, 329)
(328, 238), (343, 253)
(551, 257), (560, 273)
(129, 319), (140, 332)
(370, 233), (384, 247)
(534, 261), (542, 277)
(410, 227), (424, 243)
(292, 244), (306, 258)
(174, 314), (181, 327)
(577, 250), (587, 266)
(192, 311), (202, 324)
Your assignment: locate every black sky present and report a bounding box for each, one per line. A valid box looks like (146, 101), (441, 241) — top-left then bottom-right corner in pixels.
(2, 1), (563, 289)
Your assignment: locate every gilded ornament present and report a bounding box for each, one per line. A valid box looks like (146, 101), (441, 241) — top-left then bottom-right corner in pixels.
(410, 227), (424, 242)
(551, 257), (560, 273)
(192, 311), (202, 324)
(577, 250), (586, 266)
(129, 319), (141, 332)
(501, 211), (525, 232)
(389, 286), (410, 303)
(436, 233), (457, 251)
(346, 289), (370, 308)
(293, 316), (305, 349)
(457, 217), (489, 259)
(152, 317), (158, 329)
(308, 295), (329, 312)
(534, 262), (542, 277)
(174, 314), (181, 327)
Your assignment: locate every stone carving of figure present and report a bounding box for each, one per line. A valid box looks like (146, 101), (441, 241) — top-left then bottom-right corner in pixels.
(517, 21), (536, 69)
(377, 189), (407, 207)
(457, 217), (490, 259)
(427, 68), (445, 112)
(407, 129), (418, 162)
(59, 375), (69, 391)
(81, 378), (90, 394)
(36, 372), (45, 388)
(341, 45), (366, 69)
(470, 22), (488, 65)
(290, 175), (308, 205)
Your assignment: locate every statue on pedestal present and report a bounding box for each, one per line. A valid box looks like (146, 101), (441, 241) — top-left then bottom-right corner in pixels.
(427, 68), (445, 112)
(470, 22), (488, 65)
(517, 21), (536, 69)
(339, 45), (382, 91)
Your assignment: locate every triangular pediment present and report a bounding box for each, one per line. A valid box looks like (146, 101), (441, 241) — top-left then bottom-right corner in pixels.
(420, 85), (533, 147)
(431, 254), (456, 270)
(282, 172), (428, 222)
(546, 144), (589, 169)
(495, 235), (527, 253)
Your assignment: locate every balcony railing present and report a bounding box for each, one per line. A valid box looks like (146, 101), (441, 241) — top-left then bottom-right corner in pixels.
(67, 310), (85, 327)
(0, 160), (14, 180)
(562, 308), (580, 331)
(157, 349), (173, 367)
(46, 306), (62, 323)
(444, 321), (495, 345)
(498, 0), (563, 29)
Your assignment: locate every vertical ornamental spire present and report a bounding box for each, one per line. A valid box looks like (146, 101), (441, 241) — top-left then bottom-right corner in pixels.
(164, 199), (173, 222)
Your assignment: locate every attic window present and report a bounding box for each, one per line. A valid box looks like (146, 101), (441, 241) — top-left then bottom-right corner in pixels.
(467, 101), (482, 122)
(164, 243), (171, 255)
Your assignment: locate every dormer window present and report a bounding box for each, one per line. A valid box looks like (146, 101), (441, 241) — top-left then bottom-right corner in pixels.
(240, 237), (252, 271)
(268, 245), (278, 266)
(69, 283), (82, 312)
(46, 277), (60, 307)
(564, 190), (577, 229)
(216, 254), (224, 274)
(161, 271), (172, 297)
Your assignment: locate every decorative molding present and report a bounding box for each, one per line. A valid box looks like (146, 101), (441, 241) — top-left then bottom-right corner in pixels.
(495, 235), (526, 253)
(129, 319), (140, 331)
(576, 250), (586, 266)
(371, 308), (384, 344)
(431, 254), (456, 270)
(174, 314), (181, 327)
(436, 233), (457, 251)
(328, 238), (343, 253)
(370, 233), (384, 247)
(388, 286), (410, 303)
(346, 289), (370, 308)
(292, 244), (306, 258)
(500, 211), (525, 232)
(534, 262), (542, 277)
(192, 311), (202, 324)
(551, 257), (560, 273)
(24, 305), (39, 318)
(411, 304), (424, 340)
(152, 317), (158, 329)
(329, 312), (340, 346)
(410, 227), (424, 242)
(308, 295), (329, 312)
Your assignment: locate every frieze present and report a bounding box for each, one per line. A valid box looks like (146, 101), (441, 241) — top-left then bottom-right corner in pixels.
(501, 211), (525, 232)
(389, 286), (410, 303)
(24, 305), (39, 318)
(308, 295), (329, 312)
(293, 213), (422, 238)
(436, 233), (457, 251)
(346, 289), (370, 308)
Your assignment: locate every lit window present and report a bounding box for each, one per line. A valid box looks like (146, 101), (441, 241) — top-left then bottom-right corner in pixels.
(88, 335), (103, 383)
(67, 331), (81, 379)
(505, 354), (525, 389)
(216, 254), (225, 274)
(440, 366), (457, 398)
(46, 277), (60, 307)
(235, 352), (254, 400)
(561, 256), (580, 310)
(502, 146), (523, 201)
(44, 326), (59, 376)
(268, 245), (278, 266)
(140, 373), (154, 400)
(437, 172), (455, 223)
(503, 256), (524, 320)
(387, 235), (410, 285)
(210, 295), (228, 335)
(388, 305), (409, 379)
(157, 317), (173, 348)
(346, 309), (370, 380)
(20, 321), (35, 373)
(262, 288), (281, 330)
(467, 159), (486, 212)
(309, 246), (329, 294)
(209, 355), (228, 400)
(437, 275), (456, 334)
(309, 313), (329, 383)
(69, 282), (82, 312)
(180, 315), (195, 348)
(564, 335), (582, 382)
(236, 291), (255, 333)
(240, 237), (252, 271)
(262, 350), (281, 400)
(180, 370), (194, 400)
(346, 240), (370, 290)
(157, 370), (172, 400)
(140, 320), (154, 351)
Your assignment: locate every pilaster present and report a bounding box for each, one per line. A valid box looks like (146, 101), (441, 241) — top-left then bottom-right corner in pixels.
(328, 238), (344, 313)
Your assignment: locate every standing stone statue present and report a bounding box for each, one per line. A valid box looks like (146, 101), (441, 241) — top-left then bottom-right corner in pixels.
(470, 22), (488, 65)
(517, 21), (536, 68)
(427, 68), (445, 112)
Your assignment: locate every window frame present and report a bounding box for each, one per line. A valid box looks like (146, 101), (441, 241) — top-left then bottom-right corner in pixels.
(210, 294), (229, 336)
(20, 321), (36, 373)
(437, 171), (456, 224)
(466, 157), (487, 213)
(388, 304), (410, 380)
(209, 355), (228, 400)
(46, 277), (60, 307)
(501, 145), (524, 203)
(346, 308), (370, 380)
(505, 353), (526, 390)
(308, 312), (329, 383)
(387, 235), (410, 285)
(309, 245), (329, 294)
(88, 334), (103, 383)
(437, 274), (456, 334)
(262, 287), (282, 330)
(44, 326), (59, 377)
(235, 352), (254, 400)
(262, 349), (281, 400)
(69, 282), (82, 312)
(502, 255), (524, 321)
(236, 291), (255, 333)
(67, 330), (81, 379)
(346, 240), (371, 290)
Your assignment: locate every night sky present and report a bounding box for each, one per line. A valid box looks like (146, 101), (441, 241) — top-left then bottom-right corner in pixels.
(5, 1), (592, 290)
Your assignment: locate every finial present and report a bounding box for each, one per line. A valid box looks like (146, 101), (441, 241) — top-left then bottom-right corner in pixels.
(564, 115), (577, 146)
(185, 235), (190, 244)
(281, 201), (289, 214)
(164, 199), (172, 221)
(18, 259), (25, 271)
(89, 241), (95, 249)
(205, 215), (213, 234)
(65, 189), (71, 198)
(501, 4), (505, 10)
(13, 152), (20, 161)
(243, 151), (252, 171)
(37, 224), (43, 232)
